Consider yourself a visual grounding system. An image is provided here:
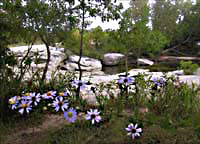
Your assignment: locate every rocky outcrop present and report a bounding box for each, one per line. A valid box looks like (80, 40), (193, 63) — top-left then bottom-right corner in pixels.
(178, 75), (200, 87)
(10, 44), (65, 81)
(103, 53), (125, 66)
(10, 45), (200, 89)
(61, 55), (102, 72)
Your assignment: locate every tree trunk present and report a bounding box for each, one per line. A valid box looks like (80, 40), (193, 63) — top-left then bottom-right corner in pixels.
(41, 36), (51, 81)
(78, 0), (85, 81)
(18, 38), (35, 82)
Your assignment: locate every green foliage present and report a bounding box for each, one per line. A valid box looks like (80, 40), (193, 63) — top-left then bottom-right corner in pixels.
(145, 30), (169, 56)
(0, 7), (20, 122)
(152, 0), (180, 41)
(64, 29), (81, 55)
(118, 1), (169, 58)
(64, 28), (125, 59)
(2, 72), (200, 143)
(178, 60), (199, 75)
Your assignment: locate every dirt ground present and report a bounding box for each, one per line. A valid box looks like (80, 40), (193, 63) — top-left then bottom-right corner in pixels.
(2, 114), (66, 144)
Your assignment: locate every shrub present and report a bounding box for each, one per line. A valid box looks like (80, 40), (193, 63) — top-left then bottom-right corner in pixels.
(178, 60), (198, 75)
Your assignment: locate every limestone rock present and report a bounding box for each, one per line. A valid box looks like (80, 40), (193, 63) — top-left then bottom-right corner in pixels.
(61, 55), (102, 72)
(103, 53), (125, 66)
(137, 58), (154, 66)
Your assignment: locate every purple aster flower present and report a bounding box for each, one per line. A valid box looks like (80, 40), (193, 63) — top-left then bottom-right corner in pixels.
(18, 100), (32, 115)
(52, 96), (68, 112)
(42, 91), (57, 99)
(64, 108), (77, 123)
(8, 96), (19, 110)
(21, 92), (31, 100)
(86, 109), (101, 124)
(118, 76), (133, 86)
(125, 123), (142, 140)
(152, 77), (165, 87)
(72, 80), (86, 90)
(27, 92), (41, 106)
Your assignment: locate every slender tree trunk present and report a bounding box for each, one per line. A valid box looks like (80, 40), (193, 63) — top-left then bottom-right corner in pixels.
(125, 49), (128, 75)
(41, 36), (51, 81)
(75, 0), (86, 100)
(78, 1), (85, 81)
(18, 38), (36, 82)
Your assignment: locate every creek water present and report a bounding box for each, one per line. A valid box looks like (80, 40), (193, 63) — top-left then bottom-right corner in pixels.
(102, 61), (179, 75)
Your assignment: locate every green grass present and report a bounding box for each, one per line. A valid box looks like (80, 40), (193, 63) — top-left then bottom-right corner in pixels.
(26, 112), (200, 144)
(2, 105), (200, 144)
(1, 72), (200, 144)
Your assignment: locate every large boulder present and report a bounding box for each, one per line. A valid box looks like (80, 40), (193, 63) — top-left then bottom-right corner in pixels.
(103, 53), (125, 66)
(61, 55), (102, 72)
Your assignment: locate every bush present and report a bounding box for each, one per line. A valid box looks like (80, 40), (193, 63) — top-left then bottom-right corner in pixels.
(178, 60), (199, 75)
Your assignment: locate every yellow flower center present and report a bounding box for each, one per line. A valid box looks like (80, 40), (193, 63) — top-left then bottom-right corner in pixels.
(47, 91), (52, 96)
(43, 106), (47, 111)
(17, 96), (21, 101)
(67, 112), (73, 118)
(21, 104), (27, 108)
(9, 99), (16, 105)
(59, 92), (64, 97)
(24, 93), (30, 96)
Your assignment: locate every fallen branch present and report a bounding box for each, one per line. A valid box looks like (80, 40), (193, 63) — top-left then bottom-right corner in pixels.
(162, 34), (192, 54)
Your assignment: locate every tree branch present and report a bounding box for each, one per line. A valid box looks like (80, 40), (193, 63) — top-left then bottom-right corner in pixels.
(40, 34), (51, 82)
(18, 37), (36, 82)
(162, 34), (192, 54)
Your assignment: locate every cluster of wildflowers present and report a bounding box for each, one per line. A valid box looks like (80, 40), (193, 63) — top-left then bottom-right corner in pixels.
(8, 79), (102, 122)
(8, 92), (38, 115)
(8, 78), (145, 141)
(8, 90), (69, 115)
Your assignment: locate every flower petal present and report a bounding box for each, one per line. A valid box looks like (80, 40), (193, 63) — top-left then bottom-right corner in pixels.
(125, 128), (131, 132)
(127, 132), (131, 136)
(128, 123), (134, 129)
(131, 134), (135, 140)
(86, 114), (91, 120)
(134, 124), (138, 129)
(92, 119), (95, 124)
(136, 128), (142, 133)
(19, 108), (24, 114)
(135, 132), (140, 137)
(95, 115), (101, 122)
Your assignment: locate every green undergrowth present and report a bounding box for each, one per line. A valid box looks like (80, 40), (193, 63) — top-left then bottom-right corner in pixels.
(39, 112), (200, 144)
(1, 73), (200, 144)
